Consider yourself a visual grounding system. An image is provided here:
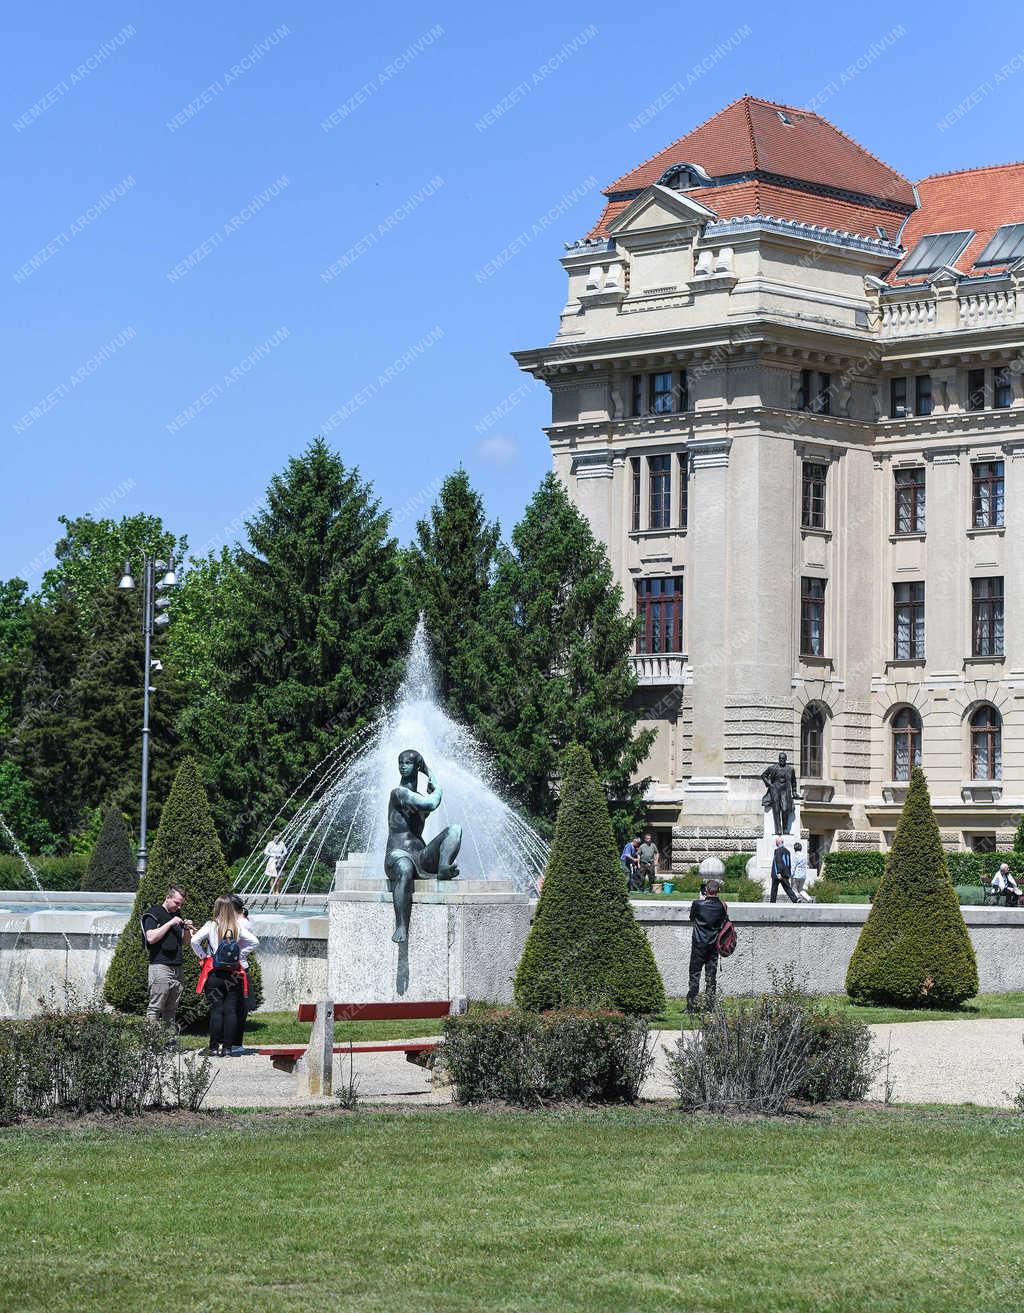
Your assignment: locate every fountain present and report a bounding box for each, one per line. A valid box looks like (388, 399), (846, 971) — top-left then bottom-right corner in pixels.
(235, 619), (548, 1001)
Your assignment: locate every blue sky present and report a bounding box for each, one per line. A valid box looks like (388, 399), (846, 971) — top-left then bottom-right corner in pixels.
(3, 0), (1023, 583)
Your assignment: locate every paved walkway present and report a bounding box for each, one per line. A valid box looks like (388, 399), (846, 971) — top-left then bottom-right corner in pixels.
(200, 1019), (1024, 1110)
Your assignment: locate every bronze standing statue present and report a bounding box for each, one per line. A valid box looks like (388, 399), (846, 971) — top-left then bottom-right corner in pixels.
(384, 749), (462, 943)
(761, 751), (801, 836)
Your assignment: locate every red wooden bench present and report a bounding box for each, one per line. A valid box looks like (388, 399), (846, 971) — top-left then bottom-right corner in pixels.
(258, 1000), (455, 1074)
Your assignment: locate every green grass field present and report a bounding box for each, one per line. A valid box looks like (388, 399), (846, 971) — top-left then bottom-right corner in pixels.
(1, 1107), (1021, 1312)
(196, 992), (1024, 1048)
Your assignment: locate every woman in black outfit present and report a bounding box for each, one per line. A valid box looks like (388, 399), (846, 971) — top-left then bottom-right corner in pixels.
(191, 896), (259, 1057)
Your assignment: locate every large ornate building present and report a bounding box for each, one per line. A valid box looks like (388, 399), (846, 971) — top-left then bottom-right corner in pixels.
(514, 95), (1024, 870)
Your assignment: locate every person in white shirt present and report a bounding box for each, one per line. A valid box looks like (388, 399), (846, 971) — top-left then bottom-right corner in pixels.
(191, 897), (259, 1057)
(991, 862), (1022, 907)
(791, 843), (814, 903)
(263, 834), (288, 893)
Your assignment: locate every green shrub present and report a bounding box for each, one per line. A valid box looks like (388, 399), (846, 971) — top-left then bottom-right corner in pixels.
(723, 853), (755, 880)
(104, 757), (263, 1027)
(0, 854), (88, 891)
(0, 990), (213, 1124)
(955, 884), (985, 906)
(845, 768), (978, 1008)
(812, 877), (880, 903)
(822, 852), (887, 884)
(665, 873), (763, 902)
(81, 808), (137, 892)
(440, 1007), (653, 1105)
(798, 1012), (880, 1102)
(514, 744), (665, 1014)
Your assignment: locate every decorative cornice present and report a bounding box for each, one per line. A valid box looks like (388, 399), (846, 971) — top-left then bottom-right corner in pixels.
(704, 214), (902, 258)
(570, 451), (614, 479)
(689, 437), (732, 470)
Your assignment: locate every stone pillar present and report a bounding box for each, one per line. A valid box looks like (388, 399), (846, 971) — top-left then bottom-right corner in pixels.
(924, 447), (963, 675)
(296, 998), (334, 1098)
(682, 436), (731, 821)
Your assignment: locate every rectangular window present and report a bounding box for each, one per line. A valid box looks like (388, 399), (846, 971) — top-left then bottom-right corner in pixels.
(678, 453), (689, 530)
(968, 368), (986, 411)
(915, 375), (933, 416)
(893, 582), (925, 660)
(630, 457), (641, 532)
(677, 370), (689, 413)
(800, 578), (826, 657)
(636, 577), (683, 654)
(650, 372), (674, 415)
(798, 369), (812, 411)
(801, 461), (827, 529)
(972, 577), (1004, 657)
(631, 374), (644, 417)
(797, 370), (830, 414)
(994, 365), (1013, 409)
(972, 461), (1005, 527)
(890, 377), (908, 419)
(894, 467), (926, 534)
(648, 454), (671, 529)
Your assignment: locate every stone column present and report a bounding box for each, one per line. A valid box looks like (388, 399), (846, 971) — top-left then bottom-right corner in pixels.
(682, 436), (731, 822)
(924, 447), (963, 675)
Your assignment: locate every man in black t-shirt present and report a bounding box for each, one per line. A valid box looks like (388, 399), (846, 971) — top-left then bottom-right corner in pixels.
(141, 885), (194, 1026)
(686, 879), (727, 1013)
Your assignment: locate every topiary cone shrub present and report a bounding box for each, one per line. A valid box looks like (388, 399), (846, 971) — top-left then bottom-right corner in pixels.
(514, 743), (665, 1014)
(80, 808), (137, 892)
(104, 757), (262, 1027)
(845, 767), (978, 1008)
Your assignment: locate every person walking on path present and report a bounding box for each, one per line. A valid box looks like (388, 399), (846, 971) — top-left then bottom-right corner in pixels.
(687, 877), (727, 1013)
(770, 838), (799, 904)
(191, 896), (259, 1057)
(141, 885), (194, 1027)
(620, 835), (641, 891)
(636, 832), (659, 892)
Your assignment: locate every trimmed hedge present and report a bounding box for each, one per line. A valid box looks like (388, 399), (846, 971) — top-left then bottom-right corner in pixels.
(440, 1008), (653, 1105)
(0, 855), (88, 891)
(515, 744), (665, 1015)
(81, 809), (137, 893)
(104, 757), (263, 1027)
(821, 852), (886, 884)
(671, 873), (764, 902)
(846, 768), (978, 1008)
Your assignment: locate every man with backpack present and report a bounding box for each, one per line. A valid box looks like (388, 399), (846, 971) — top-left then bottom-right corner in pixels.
(686, 877), (728, 1013)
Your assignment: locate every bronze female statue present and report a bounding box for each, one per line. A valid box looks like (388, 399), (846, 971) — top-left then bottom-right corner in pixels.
(384, 749), (462, 942)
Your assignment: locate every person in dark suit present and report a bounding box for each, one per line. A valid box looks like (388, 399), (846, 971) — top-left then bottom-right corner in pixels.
(770, 838), (799, 904)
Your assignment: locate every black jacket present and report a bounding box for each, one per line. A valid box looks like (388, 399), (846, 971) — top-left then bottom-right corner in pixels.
(771, 847), (792, 879)
(689, 895), (727, 949)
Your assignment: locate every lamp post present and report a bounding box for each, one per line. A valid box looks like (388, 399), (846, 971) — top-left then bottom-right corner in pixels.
(118, 556), (177, 876)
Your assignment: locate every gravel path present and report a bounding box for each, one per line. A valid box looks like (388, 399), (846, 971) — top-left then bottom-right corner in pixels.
(200, 1019), (1024, 1110)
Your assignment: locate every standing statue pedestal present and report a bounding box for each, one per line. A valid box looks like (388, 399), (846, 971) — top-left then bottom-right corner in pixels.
(328, 877), (531, 1004)
(752, 805), (805, 892)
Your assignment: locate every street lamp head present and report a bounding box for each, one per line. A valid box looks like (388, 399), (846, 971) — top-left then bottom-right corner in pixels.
(160, 567), (177, 588)
(117, 562), (135, 590)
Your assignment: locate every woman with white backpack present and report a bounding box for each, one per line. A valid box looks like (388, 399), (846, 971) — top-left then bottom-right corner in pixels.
(191, 896), (259, 1057)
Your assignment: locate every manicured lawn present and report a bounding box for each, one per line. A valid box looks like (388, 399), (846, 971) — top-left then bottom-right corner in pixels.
(657, 991), (1024, 1029)
(1, 1107), (1021, 1312)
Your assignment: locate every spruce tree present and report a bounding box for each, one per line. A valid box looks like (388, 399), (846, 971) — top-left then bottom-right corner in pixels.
(515, 743), (665, 1014)
(846, 767), (978, 1007)
(81, 807), (137, 892)
(404, 469), (499, 717)
(184, 439), (414, 856)
(104, 757), (261, 1025)
(475, 473), (654, 825)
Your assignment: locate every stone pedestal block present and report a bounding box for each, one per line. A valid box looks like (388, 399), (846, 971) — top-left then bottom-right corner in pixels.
(327, 879), (532, 1004)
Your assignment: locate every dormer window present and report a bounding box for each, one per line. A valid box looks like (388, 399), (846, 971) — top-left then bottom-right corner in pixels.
(975, 223), (1024, 268)
(658, 162), (709, 191)
(776, 110), (792, 125)
(897, 230), (973, 276)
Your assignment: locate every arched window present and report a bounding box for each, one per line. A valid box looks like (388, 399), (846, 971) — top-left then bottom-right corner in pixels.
(800, 706), (825, 778)
(892, 707), (922, 782)
(970, 705), (1002, 781)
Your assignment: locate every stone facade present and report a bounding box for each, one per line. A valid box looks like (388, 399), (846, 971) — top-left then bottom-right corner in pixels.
(515, 100), (1024, 872)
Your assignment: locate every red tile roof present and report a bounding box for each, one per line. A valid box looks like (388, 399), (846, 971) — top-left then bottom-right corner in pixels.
(890, 162), (1024, 283)
(606, 95), (915, 209)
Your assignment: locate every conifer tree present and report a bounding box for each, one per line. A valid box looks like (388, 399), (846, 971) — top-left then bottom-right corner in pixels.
(475, 473), (654, 825)
(404, 469), (499, 717)
(184, 439), (414, 856)
(515, 743), (664, 1014)
(81, 807), (137, 892)
(104, 757), (262, 1024)
(846, 767), (978, 1007)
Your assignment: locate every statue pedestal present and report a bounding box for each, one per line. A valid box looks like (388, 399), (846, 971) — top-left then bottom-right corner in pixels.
(327, 878), (532, 1004)
(752, 806), (804, 891)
